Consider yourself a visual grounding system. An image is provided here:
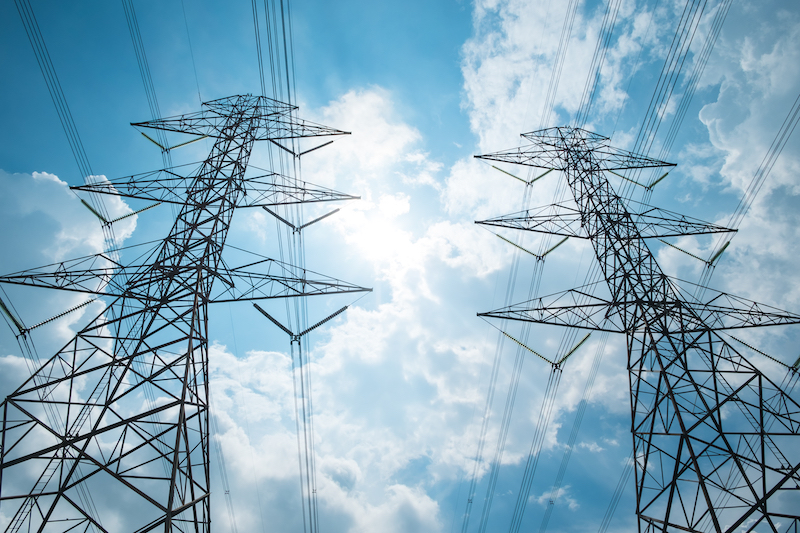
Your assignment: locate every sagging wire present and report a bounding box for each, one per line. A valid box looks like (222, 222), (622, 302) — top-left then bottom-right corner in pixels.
(254, 304), (350, 533)
(538, 332), (609, 533)
(640, 0), (733, 206)
(180, 0), (203, 105)
(574, 0), (623, 129)
(250, 2), (325, 532)
(209, 389), (240, 533)
(696, 88), (800, 297)
(121, 0), (173, 172)
(597, 452), (634, 533)
(15, 0), (119, 260)
(539, 0), (581, 129)
(464, 169), (578, 533)
(608, 0), (698, 198)
(460, 172), (545, 533)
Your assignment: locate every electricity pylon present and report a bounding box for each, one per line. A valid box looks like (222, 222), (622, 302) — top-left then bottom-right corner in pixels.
(0, 94), (369, 533)
(476, 127), (800, 533)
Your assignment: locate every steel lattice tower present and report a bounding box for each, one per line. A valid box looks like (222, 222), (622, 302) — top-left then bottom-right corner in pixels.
(0, 95), (369, 532)
(476, 127), (800, 533)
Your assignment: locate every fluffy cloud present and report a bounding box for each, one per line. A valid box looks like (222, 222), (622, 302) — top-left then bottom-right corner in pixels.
(4, 1), (799, 532)
(692, 8), (800, 314)
(207, 86), (525, 532)
(0, 170), (136, 358)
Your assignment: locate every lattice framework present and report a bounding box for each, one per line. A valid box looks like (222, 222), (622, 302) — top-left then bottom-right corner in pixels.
(477, 127), (800, 533)
(0, 95), (369, 533)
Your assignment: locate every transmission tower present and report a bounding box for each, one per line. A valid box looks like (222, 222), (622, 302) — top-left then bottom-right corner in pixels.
(0, 94), (369, 532)
(476, 127), (800, 533)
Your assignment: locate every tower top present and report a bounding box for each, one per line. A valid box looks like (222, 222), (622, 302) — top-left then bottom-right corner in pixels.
(476, 126), (675, 172)
(131, 94), (350, 141)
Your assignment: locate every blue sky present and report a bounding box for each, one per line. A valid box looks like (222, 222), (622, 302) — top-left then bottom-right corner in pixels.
(2, 1), (800, 532)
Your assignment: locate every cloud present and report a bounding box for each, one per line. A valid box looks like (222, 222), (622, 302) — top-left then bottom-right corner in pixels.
(0, 170), (135, 357)
(208, 340), (448, 533)
(211, 84), (639, 533)
(201, 87), (519, 532)
(688, 7), (800, 320)
(533, 484), (579, 511)
(5, 2), (799, 531)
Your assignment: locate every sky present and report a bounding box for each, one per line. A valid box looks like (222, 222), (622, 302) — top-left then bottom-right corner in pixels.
(1, 0), (800, 532)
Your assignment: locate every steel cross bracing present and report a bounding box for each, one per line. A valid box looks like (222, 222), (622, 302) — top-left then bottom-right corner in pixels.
(0, 95), (369, 533)
(475, 127), (800, 533)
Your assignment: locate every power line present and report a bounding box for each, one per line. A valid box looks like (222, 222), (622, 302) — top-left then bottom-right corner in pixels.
(180, 0), (203, 105)
(698, 88), (800, 291)
(540, 0), (581, 128)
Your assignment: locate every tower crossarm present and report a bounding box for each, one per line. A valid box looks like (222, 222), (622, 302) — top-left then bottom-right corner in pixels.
(479, 283), (800, 334)
(477, 200), (734, 239)
(132, 94), (350, 141)
(0, 253), (128, 296)
(478, 283), (624, 332)
(71, 169), (360, 208)
(476, 127), (676, 172)
(209, 259), (371, 303)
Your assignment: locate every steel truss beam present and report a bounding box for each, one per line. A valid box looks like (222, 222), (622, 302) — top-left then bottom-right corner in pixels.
(476, 197), (736, 239)
(0, 95), (368, 533)
(477, 127), (800, 533)
(70, 168), (359, 208)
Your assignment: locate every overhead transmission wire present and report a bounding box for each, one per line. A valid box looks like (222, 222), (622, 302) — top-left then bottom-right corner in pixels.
(464, 2), (592, 529)
(597, 451), (634, 533)
(468, 176), (583, 533)
(538, 333), (609, 533)
(460, 176), (541, 533)
(479, 3), (622, 530)
(515, 0), (552, 137)
(121, 0), (172, 172)
(697, 89), (800, 293)
(506, 1), (626, 529)
(494, 181), (578, 533)
(613, 0), (704, 201)
(180, 0), (203, 105)
(574, 0), (623, 129)
(210, 387), (240, 533)
(252, 0), (268, 97)
(10, 2), (145, 529)
(539, 0), (581, 128)
(496, 2), (622, 530)
(467, 3), (586, 524)
(631, 0), (708, 158)
(641, 0), (732, 206)
(504, 362), (562, 533)
(609, 0), (660, 140)
(253, 3), (322, 533)
(507, 249), (607, 533)
(14, 0), (119, 259)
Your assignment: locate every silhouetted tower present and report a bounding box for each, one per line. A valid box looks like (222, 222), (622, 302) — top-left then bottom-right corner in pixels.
(0, 95), (369, 532)
(476, 127), (800, 532)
